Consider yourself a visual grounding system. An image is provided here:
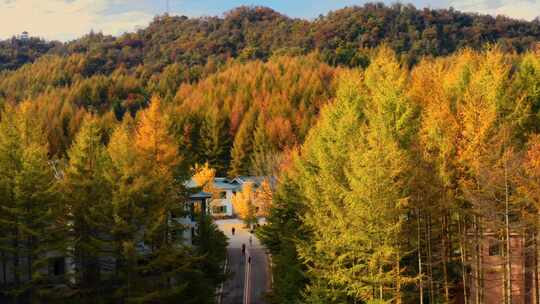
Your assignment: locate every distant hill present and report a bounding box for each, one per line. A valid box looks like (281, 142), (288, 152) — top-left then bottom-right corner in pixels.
(0, 36), (61, 71)
(1, 3), (539, 72)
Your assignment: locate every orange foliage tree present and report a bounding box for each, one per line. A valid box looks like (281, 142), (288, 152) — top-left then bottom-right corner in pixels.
(232, 182), (258, 226)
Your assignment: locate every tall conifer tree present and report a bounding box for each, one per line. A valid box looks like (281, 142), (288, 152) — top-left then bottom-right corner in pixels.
(198, 108), (231, 176)
(104, 115), (145, 299)
(0, 102), (58, 299)
(229, 107), (258, 177)
(294, 70), (366, 302)
(60, 115), (111, 296)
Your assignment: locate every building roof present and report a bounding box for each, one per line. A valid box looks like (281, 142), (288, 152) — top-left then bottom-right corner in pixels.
(233, 176), (265, 186)
(189, 191), (212, 199)
(213, 178), (242, 190)
(185, 176), (267, 192)
(184, 178), (199, 188)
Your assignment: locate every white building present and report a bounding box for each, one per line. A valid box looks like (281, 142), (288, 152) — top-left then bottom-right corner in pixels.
(185, 176), (266, 218)
(174, 190), (212, 244)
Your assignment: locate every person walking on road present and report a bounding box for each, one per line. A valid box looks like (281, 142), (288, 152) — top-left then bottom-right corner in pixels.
(249, 236), (252, 247)
(242, 243), (246, 256)
(232, 227), (235, 236)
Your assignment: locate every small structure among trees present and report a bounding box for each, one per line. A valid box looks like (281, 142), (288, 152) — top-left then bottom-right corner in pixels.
(186, 168), (271, 222)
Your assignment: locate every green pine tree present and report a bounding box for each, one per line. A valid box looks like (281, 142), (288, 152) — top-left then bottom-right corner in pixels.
(198, 109), (232, 176)
(128, 96), (219, 303)
(296, 48), (418, 303)
(0, 103), (22, 290)
(257, 170), (308, 304)
(60, 115), (112, 297)
(250, 115), (279, 176)
(0, 102), (59, 301)
(13, 102), (59, 299)
(103, 115), (146, 300)
(229, 107), (258, 177)
(294, 70), (365, 302)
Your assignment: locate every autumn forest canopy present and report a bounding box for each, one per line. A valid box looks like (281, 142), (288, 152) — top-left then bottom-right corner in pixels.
(1, 2), (540, 303)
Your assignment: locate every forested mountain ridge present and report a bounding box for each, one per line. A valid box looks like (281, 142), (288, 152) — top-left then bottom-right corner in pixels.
(1, 3), (540, 303)
(1, 3), (540, 73)
(0, 36), (61, 71)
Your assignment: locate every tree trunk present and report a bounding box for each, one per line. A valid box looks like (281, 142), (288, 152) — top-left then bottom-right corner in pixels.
(474, 215), (481, 304)
(479, 219), (485, 303)
(27, 209), (35, 288)
(503, 234), (508, 304)
(427, 214), (435, 303)
(396, 253), (402, 304)
(504, 157), (512, 304)
(534, 230), (539, 304)
(442, 213), (450, 303)
(417, 209), (424, 304)
(27, 238), (32, 285)
(0, 249), (5, 285)
(379, 265), (383, 300)
(13, 228), (19, 287)
(458, 213), (469, 304)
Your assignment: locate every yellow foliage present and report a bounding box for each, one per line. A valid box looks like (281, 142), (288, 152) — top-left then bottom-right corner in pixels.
(135, 96), (180, 176)
(518, 135), (540, 212)
(458, 47), (511, 173)
(254, 179), (273, 217)
(232, 182), (256, 224)
(232, 179), (273, 221)
(192, 162), (217, 194)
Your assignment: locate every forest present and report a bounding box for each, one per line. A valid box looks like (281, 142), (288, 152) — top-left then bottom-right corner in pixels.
(259, 46), (540, 304)
(0, 2), (539, 304)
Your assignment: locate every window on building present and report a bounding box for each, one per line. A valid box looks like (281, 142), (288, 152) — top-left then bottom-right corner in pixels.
(49, 257), (65, 277)
(212, 205), (227, 214)
(488, 239), (501, 256)
(171, 229), (184, 242)
(190, 201), (203, 220)
(171, 210), (179, 219)
(218, 191), (227, 199)
(189, 203), (195, 221)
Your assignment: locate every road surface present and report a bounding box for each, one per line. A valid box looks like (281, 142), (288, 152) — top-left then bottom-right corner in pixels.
(248, 247), (269, 304)
(217, 218), (270, 304)
(222, 247), (245, 303)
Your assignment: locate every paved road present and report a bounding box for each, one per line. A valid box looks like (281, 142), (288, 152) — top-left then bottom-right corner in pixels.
(222, 247), (245, 304)
(248, 248), (270, 304)
(217, 218), (269, 304)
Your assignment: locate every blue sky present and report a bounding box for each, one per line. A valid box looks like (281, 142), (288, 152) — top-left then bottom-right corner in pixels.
(1, 0), (539, 41)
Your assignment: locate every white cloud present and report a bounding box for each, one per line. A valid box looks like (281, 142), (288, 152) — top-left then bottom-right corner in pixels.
(449, 0), (540, 20)
(0, 0), (154, 41)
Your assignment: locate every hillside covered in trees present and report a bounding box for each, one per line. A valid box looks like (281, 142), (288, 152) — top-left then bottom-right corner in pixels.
(0, 2), (540, 303)
(1, 3), (540, 73)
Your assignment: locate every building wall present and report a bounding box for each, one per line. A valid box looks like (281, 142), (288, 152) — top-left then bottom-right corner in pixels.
(0, 250), (74, 285)
(173, 216), (197, 245)
(209, 190), (235, 217)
